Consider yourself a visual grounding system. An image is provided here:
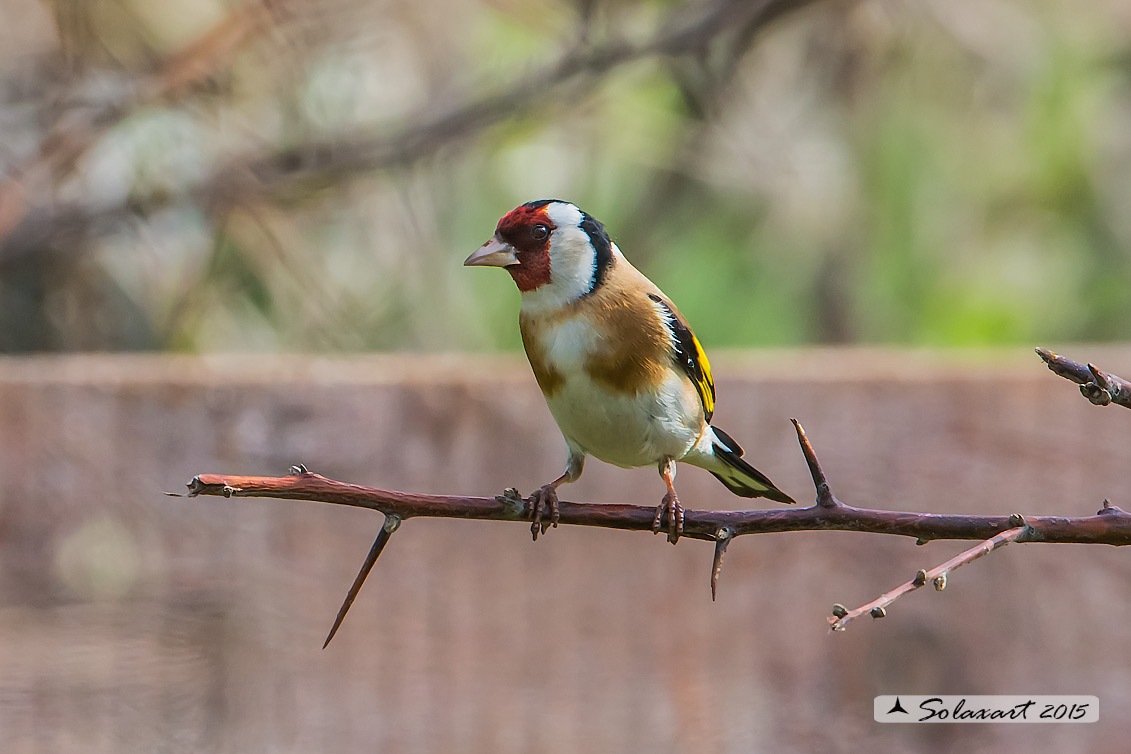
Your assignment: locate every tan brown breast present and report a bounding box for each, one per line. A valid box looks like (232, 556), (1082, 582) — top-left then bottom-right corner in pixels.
(581, 285), (671, 394)
(519, 259), (673, 399)
(519, 319), (565, 398)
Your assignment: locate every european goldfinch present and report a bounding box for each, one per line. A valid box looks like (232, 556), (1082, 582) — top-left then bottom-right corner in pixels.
(465, 199), (794, 543)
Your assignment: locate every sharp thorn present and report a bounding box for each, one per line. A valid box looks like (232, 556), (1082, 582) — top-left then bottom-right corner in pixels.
(323, 518), (398, 648)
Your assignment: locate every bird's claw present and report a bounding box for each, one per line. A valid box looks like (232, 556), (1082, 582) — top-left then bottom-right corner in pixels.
(652, 491), (684, 544)
(529, 484), (560, 541)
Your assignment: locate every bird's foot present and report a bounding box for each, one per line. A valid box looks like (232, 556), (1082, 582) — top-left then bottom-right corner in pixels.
(651, 491), (684, 545)
(529, 484), (561, 541)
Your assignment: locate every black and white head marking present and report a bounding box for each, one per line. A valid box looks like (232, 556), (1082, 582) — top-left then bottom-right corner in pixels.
(577, 211), (613, 295)
(520, 201), (618, 313)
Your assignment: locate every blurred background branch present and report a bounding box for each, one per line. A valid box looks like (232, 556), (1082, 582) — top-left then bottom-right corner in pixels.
(0, 0), (820, 262)
(1, 0), (1129, 353)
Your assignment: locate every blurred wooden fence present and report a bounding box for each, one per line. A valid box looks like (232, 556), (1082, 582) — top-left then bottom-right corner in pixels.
(1, 350), (1129, 754)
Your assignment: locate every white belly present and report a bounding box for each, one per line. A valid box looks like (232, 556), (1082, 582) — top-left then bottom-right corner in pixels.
(544, 369), (703, 468)
(527, 313), (706, 468)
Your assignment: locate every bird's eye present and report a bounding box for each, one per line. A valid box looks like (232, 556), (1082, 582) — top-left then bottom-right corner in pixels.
(531, 224), (549, 241)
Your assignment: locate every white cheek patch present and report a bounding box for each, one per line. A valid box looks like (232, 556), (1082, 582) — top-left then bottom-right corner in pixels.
(520, 203), (597, 314)
(544, 202), (583, 231)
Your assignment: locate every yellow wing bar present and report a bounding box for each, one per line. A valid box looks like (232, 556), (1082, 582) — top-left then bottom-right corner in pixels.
(649, 294), (716, 422)
(688, 329), (715, 420)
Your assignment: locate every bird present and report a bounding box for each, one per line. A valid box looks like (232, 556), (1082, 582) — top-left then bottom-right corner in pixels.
(465, 199), (794, 543)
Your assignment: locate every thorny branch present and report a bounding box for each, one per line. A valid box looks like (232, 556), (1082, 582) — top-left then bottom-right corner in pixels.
(0, 0), (822, 261)
(1036, 347), (1131, 409)
(828, 524), (1027, 631)
(181, 420), (1131, 643)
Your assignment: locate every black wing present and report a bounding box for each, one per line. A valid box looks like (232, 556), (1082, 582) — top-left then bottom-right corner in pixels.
(648, 293), (716, 422)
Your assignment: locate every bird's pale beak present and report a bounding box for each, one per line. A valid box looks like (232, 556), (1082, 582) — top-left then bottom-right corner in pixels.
(464, 237), (519, 267)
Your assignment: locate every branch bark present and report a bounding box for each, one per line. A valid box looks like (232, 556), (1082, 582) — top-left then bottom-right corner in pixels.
(1036, 347), (1131, 409)
(181, 421), (1131, 640)
(183, 462), (1131, 549)
(829, 524), (1027, 631)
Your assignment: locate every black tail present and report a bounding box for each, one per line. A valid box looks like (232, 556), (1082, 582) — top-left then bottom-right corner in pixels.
(707, 427), (795, 504)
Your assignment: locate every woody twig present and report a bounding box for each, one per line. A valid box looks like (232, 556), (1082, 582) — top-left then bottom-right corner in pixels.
(829, 524), (1027, 631)
(1036, 347), (1131, 409)
(179, 420), (1131, 643)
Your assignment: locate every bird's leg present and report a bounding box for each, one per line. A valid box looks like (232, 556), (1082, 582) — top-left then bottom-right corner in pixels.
(652, 458), (684, 545)
(529, 474), (567, 541)
(529, 452), (584, 541)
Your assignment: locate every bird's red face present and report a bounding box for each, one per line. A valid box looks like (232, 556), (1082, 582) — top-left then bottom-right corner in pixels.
(464, 202), (557, 292)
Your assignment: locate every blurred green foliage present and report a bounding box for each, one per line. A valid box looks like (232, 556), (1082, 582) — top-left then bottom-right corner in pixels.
(1, 0), (1129, 352)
